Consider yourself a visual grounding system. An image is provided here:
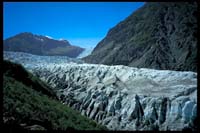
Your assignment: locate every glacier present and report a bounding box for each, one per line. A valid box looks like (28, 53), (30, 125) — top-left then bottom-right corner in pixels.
(77, 47), (94, 58)
(3, 51), (197, 131)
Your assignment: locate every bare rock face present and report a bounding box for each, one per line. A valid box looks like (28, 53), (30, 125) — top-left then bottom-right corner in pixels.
(4, 52), (197, 131)
(83, 2), (197, 72)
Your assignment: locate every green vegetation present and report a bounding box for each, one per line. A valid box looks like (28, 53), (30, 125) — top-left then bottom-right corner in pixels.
(3, 60), (107, 130)
(3, 60), (57, 99)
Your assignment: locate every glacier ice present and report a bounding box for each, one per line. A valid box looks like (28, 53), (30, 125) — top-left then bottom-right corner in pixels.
(3, 51), (197, 131)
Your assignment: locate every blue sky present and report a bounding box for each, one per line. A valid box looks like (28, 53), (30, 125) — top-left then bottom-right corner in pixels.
(3, 2), (144, 48)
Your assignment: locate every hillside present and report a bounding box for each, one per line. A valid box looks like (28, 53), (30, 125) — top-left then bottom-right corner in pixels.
(83, 2), (197, 72)
(3, 60), (106, 130)
(3, 32), (84, 58)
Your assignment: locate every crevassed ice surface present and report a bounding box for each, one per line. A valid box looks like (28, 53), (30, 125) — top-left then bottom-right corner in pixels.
(4, 51), (197, 131)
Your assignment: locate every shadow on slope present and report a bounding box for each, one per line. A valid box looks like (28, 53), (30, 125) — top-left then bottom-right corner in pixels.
(3, 60), (107, 130)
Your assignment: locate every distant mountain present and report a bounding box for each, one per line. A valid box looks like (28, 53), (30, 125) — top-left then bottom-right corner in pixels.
(3, 32), (84, 58)
(83, 2), (197, 72)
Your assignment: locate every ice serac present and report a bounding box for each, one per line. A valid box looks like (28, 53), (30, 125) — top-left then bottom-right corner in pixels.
(83, 2), (197, 72)
(4, 52), (197, 131)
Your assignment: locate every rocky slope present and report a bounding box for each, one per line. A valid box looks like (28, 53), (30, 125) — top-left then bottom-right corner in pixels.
(4, 52), (197, 131)
(3, 32), (84, 58)
(83, 2), (197, 72)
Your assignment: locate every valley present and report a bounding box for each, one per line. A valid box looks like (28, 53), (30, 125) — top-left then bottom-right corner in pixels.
(4, 51), (197, 130)
(3, 2), (198, 131)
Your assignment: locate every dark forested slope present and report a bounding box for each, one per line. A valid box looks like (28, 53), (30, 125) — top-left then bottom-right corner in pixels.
(3, 60), (106, 130)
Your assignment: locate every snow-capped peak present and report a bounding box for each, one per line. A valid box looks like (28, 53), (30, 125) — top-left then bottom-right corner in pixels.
(59, 38), (68, 43)
(45, 35), (53, 39)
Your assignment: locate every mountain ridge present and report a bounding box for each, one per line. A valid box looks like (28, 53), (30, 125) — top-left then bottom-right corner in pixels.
(3, 32), (85, 58)
(83, 2), (197, 72)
